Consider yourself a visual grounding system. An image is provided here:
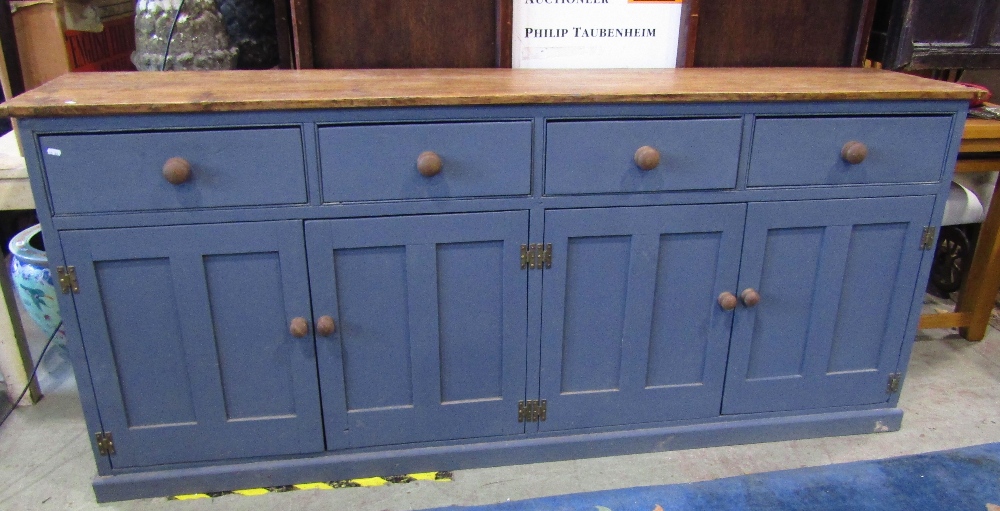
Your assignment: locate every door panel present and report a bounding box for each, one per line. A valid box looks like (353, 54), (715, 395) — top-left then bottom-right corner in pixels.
(95, 258), (194, 428)
(61, 221), (322, 468)
(306, 211), (529, 449)
(560, 235), (631, 393)
(437, 240), (507, 403)
(205, 252), (299, 419)
(723, 196), (935, 414)
(334, 245), (414, 411)
(540, 204), (746, 431)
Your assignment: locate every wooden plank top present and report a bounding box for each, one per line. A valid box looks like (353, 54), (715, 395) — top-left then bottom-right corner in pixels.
(1, 68), (975, 118)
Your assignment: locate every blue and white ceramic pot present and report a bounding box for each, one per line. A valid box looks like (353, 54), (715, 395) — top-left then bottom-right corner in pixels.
(9, 224), (65, 345)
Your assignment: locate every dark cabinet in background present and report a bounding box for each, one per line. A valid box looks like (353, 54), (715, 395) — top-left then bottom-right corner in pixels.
(682, 0), (877, 67)
(284, 0), (890, 70)
(288, 0), (512, 68)
(869, 0), (1000, 69)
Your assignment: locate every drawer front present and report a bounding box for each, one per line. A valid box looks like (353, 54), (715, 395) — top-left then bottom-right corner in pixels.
(40, 128), (307, 214)
(748, 115), (953, 187)
(318, 121), (532, 202)
(544, 118), (743, 195)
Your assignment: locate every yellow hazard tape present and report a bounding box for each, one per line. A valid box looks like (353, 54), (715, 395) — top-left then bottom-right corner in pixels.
(168, 471), (452, 501)
(350, 477), (388, 487)
(407, 472), (439, 481)
(233, 488), (270, 496)
(293, 482), (334, 490)
(172, 494), (211, 500)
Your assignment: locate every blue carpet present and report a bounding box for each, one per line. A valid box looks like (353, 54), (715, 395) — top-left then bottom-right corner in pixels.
(429, 443), (1000, 511)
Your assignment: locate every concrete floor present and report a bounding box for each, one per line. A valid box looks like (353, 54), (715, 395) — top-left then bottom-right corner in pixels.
(1, 306), (999, 510)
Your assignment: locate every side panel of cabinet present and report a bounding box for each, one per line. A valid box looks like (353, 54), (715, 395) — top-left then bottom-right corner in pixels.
(306, 211), (529, 449)
(723, 196), (935, 414)
(540, 204), (746, 431)
(60, 221), (322, 469)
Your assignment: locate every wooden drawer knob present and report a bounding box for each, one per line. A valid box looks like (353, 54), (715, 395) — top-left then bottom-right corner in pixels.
(417, 151), (443, 177)
(718, 292), (738, 311)
(841, 141), (868, 165)
(634, 146), (661, 171)
(289, 317), (309, 338)
(316, 315), (336, 336)
(162, 157), (192, 184)
(741, 288), (761, 308)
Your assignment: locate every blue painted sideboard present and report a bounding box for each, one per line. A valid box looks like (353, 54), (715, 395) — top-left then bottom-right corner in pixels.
(2, 69), (972, 501)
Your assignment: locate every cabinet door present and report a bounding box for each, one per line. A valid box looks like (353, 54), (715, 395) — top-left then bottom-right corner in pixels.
(722, 196), (934, 414)
(61, 222), (322, 468)
(540, 205), (746, 431)
(306, 212), (529, 449)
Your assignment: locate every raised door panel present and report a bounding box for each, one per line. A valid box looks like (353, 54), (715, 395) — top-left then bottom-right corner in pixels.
(540, 204), (746, 431)
(60, 221), (322, 468)
(306, 211), (529, 449)
(722, 196), (934, 414)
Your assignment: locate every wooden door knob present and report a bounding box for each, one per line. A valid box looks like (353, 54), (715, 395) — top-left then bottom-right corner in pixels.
(417, 151), (443, 177)
(718, 292), (738, 311)
(289, 317), (309, 338)
(741, 289), (761, 307)
(634, 146), (661, 171)
(162, 157), (192, 184)
(316, 315), (336, 336)
(841, 141), (868, 165)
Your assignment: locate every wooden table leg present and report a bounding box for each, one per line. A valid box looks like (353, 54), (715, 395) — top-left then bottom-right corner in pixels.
(958, 174), (1000, 340)
(0, 132), (38, 404)
(0, 260), (38, 404)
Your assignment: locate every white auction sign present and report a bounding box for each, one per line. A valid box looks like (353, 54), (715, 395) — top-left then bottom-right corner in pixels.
(512, 0), (683, 69)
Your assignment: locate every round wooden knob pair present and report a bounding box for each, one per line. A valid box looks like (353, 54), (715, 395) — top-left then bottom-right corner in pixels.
(841, 141), (868, 165)
(634, 146), (660, 171)
(162, 157), (192, 184)
(717, 289), (761, 310)
(417, 151), (443, 177)
(289, 316), (337, 338)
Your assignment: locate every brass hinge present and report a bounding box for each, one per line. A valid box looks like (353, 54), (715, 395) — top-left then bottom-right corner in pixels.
(920, 227), (936, 250)
(56, 266), (79, 294)
(95, 432), (115, 456)
(518, 400), (547, 422)
(520, 244), (552, 270)
(886, 373), (902, 394)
